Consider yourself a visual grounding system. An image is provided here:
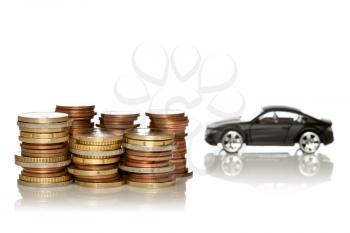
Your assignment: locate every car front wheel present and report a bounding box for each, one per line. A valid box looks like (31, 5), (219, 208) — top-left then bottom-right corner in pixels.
(221, 130), (244, 153)
(299, 131), (321, 154)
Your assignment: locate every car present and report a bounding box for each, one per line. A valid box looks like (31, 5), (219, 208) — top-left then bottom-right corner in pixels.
(205, 106), (334, 153)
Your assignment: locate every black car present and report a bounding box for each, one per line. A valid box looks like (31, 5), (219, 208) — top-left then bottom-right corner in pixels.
(205, 106), (334, 153)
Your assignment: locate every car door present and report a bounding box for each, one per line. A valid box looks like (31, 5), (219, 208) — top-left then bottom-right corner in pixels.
(248, 111), (291, 145)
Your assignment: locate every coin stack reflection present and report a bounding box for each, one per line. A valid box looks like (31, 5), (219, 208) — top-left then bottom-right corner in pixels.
(55, 105), (96, 135)
(15, 112), (72, 187)
(119, 128), (176, 188)
(68, 128), (124, 188)
(146, 110), (192, 178)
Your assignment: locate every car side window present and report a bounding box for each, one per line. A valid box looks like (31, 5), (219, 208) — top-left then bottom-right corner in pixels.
(258, 112), (278, 124)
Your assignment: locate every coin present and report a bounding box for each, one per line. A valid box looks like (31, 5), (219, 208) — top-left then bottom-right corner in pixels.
(72, 128), (123, 145)
(20, 131), (69, 139)
(175, 170), (193, 178)
(15, 159), (71, 169)
(75, 180), (124, 188)
(125, 160), (169, 168)
(127, 180), (176, 188)
(123, 143), (175, 152)
(15, 155), (68, 163)
(146, 110), (185, 118)
(23, 168), (65, 174)
(126, 154), (172, 162)
(119, 164), (175, 174)
(19, 136), (69, 144)
(70, 148), (124, 158)
(21, 170), (67, 178)
(125, 128), (174, 141)
(19, 127), (70, 133)
(125, 138), (174, 146)
(75, 176), (119, 183)
(17, 179), (72, 187)
(21, 147), (67, 155)
(18, 112), (69, 124)
(70, 142), (121, 151)
(74, 164), (117, 171)
(125, 149), (172, 157)
(128, 175), (175, 183)
(17, 121), (71, 129)
(21, 142), (67, 150)
(19, 174), (71, 183)
(68, 166), (118, 176)
(72, 156), (120, 165)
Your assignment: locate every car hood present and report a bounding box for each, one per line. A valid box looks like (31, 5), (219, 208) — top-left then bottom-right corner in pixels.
(320, 118), (332, 126)
(207, 117), (243, 129)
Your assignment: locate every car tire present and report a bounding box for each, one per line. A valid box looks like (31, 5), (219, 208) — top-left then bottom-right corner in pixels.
(221, 130), (244, 153)
(299, 131), (321, 154)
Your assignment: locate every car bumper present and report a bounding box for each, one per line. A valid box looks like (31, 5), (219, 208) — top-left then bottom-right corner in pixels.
(321, 127), (334, 145)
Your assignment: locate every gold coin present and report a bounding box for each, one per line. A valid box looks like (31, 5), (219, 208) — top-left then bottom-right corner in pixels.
(125, 138), (173, 146)
(18, 112), (69, 124)
(19, 127), (70, 133)
(125, 128), (174, 141)
(22, 151), (67, 158)
(15, 159), (71, 169)
(15, 154), (68, 163)
(123, 143), (175, 152)
(17, 179), (72, 187)
(119, 164), (175, 174)
(19, 174), (71, 183)
(72, 156), (120, 165)
(19, 136), (69, 144)
(68, 166), (118, 176)
(72, 128), (124, 145)
(127, 180), (175, 188)
(70, 142), (121, 151)
(20, 131), (68, 139)
(75, 180), (124, 188)
(70, 148), (124, 158)
(17, 121), (71, 129)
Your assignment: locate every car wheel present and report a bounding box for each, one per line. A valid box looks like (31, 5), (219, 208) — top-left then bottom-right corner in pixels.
(221, 130), (244, 153)
(299, 131), (321, 154)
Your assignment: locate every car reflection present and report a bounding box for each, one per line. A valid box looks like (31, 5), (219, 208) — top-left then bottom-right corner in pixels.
(204, 150), (333, 189)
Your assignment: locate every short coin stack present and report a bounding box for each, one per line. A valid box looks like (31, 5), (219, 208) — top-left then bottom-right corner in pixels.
(120, 128), (176, 188)
(146, 110), (192, 178)
(15, 112), (72, 187)
(68, 128), (124, 188)
(55, 105), (96, 135)
(97, 111), (140, 131)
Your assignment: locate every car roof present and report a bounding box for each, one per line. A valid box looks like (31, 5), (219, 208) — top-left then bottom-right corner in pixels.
(262, 105), (302, 114)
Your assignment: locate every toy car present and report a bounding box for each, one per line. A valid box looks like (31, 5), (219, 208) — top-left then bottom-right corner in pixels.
(205, 106), (334, 153)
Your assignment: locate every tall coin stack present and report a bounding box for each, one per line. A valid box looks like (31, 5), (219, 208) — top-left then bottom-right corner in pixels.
(97, 111), (140, 131)
(55, 105), (96, 135)
(68, 128), (125, 188)
(119, 128), (176, 188)
(15, 113), (72, 187)
(146, 110), (192, 178)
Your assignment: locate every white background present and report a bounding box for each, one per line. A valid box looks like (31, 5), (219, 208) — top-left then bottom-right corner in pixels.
(0, 0), (349, 232)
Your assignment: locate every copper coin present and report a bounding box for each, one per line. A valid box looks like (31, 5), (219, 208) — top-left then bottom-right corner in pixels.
(125, 149), (172, 157)
(21, 170), (67, 178)
(146, 110), (185, 118)
(75, 176), (119, 183)
(175, 170), (193, 178)
(74, 164), (118, 171)
(21, 147), (68, 154)
(128, 172), (173, 179)
(20, 142), (67, 150)
(74, 173), (118, 180)
(174, 168), (188, 173)
(101, 111), (139, 118)
(21, 151), (68, 158)
(23, 168), (65, 174)
(125, 160), (169, 168)
(170, 158), (186, 164)
(127, 154), (172, 162)
(98, 123), (137, 129)
(56, 105), (95, 111)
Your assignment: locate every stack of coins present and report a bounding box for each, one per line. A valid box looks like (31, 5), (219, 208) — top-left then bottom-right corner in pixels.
(55, 105), (96, 135)
(146, 110), (192, 178)
(97, 111), (140, 131)
(68, 128), (124, 188)
(15, 113), (72, 187)
(119, 128), (176, 188)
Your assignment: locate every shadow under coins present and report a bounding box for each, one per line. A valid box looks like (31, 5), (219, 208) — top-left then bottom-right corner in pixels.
(15, 178), (190, 211)
(204, 150), (333, 190)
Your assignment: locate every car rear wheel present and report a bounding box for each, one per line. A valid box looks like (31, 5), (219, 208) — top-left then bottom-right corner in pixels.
(221, 130), (244, 153)
(299, 131), (321, 154)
